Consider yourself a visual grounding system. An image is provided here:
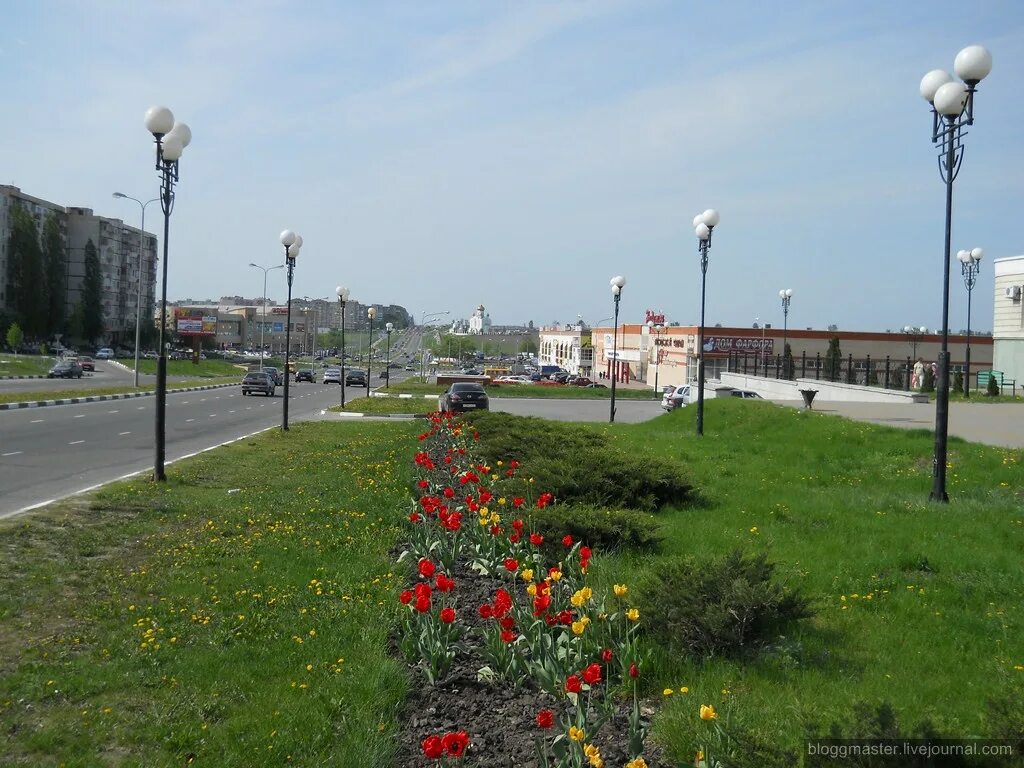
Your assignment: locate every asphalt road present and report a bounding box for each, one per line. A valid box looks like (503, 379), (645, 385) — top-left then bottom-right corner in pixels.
(0, 363), (412, 519)
(0, 360), (136, 395)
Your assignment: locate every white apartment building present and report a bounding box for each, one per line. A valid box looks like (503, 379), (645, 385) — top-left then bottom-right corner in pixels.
(538, 325), (594, 376)
(993, 255), (1024, 386)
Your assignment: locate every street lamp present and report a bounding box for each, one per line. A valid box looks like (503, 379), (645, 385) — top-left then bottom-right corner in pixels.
(336, 285), (349, 408)
(920, 44), (991, 502)
(608, 275), (626, 423)
(418, 310), (450, 379)
(692, 207), (720, 436)
(903, 325), (929, 360)
(249, 262), (284, 370)
(779, 289), (793, 378)
(957, 247), (983, 397)
(112, 192), (159, 388)
(385, 321), (394, 389)
(366, 307), (377, 397)
(279, 230), (301, 431)
(144, 105), (191, 482)
(303, 305), (317, 374)
(647, 320), (664, 397)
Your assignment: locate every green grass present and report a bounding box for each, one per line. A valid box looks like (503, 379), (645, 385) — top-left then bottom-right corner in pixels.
(931, 390), (1023, 403)
(0, 354), (56, 377)
(119, 358), (247, 377)
(0, 377), (239, 405)
(0, 420), (418, 767)
(566, 400), (1024, 758)
(387, 378), (658, 400)
(334, 396), (434, 415)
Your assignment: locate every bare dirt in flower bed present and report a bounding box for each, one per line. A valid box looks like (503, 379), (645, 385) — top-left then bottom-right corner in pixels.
(392, 558), (671, 767)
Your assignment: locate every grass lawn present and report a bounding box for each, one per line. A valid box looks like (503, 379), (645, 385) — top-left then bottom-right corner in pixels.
(387, 378), (657, 400)
(0, 420), (418, 767)
(0, 377), (239, 405)
(581, 401), (1024, 757)
(334, 396), (434, 415)
(0, 354), (56, 377)
(119, 358), (247, 377)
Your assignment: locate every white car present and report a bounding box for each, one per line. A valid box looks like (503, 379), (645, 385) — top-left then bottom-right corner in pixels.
(661, 384), (693, 411)
(323, 367), (342, 384)
(95, 347), (115, 360)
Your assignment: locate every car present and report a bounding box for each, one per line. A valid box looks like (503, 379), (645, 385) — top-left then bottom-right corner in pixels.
(730, 389), (764, 399)
(439, 382), (489, 413)
(405, 365), (416, 371)
(241, 371), (276, 396)
(323, 367), (342, 384)
(295, 369), (316, 383)
(94, 347), (114, 360)
(345, 370), (368, 386)
(388, 362), (402, 369)
(379, 370), (389, 380)
(661, 384), (692, 411)
(571, 377), (594, 387)
(48, 360), (84, 378)
(143, 350), (158, 359)
(77, 356), (95, 372)
(584, 382), (608, 389)
(262, 367), (283, 386)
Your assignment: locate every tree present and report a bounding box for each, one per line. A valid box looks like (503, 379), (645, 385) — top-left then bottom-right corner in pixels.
(41, 212), (66, 336)
(782, 343), (795, 380)
(823, 336), (842, 381)
(922, 366), (936, 392)
(5, 202), (47, 336)
(80, 238), (104, 343)
(986, 373), (999, 397)
(952, 370), (964, 394)
(6, 322), (24, 351)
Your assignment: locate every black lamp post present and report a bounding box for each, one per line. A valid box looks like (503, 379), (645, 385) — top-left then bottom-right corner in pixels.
(336, 285), (349, 408)
(385, 322), (394, 389)
(919, 44), (992, 502)
(957, 247), (983, 397)
(143, 105), (191, 482)
(366, 307), (376, 398)
(692, 208), (720, 436)
(608, 275), (625, 423)
(779, 289), (793, 379)
(279, 230), (301, 431)
(646, 320), (665, 397)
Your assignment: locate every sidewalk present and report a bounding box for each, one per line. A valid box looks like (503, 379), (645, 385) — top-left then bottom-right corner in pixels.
(777, 399), (1024, 449)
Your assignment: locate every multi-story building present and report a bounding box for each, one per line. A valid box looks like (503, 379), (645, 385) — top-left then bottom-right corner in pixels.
(538, 325), (593, 376)
(0, 186), (157, 344)
(66, 207), (157, 344)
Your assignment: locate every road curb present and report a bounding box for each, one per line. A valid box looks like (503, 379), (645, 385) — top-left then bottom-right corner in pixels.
(0, 382), (238, 411)
(319, 409), (428, 420)
(0, 375), (47, 380)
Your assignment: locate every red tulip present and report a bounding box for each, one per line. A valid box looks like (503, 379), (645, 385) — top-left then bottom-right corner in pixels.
(601, 648), (613, 663)
(422, 734), (443, 759)
(582, 663), (602, 685)
(536, 709), (554, 728)
(399, 590), (413, 605)
(415, 595), (431, 613)
(503, 558), (518, 573)
(499, 616), (515, 631)
(500, 629), (517, 643)
(440, 606), (456, 624)
(478, 603), (493, 620)
(418, 559), (436, 578)
(529, 533), (543, 546)
(565, 674), (582, 694)
(441, 731), (469, 757)
(629, 662), (639, 679)
(562, 535), (574, 547)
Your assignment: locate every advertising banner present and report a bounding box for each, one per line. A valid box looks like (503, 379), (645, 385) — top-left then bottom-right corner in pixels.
(174, 308), (217, 337)
(702, 336), (774, 354)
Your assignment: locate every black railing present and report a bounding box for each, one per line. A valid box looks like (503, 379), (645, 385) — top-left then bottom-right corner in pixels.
(726, 351), (969, 392)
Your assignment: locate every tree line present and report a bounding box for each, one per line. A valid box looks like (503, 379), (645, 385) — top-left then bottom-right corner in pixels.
(3, 203), (104, 347)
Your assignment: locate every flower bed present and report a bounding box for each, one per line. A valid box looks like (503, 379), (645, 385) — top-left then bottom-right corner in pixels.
(391, 412), (669, 767)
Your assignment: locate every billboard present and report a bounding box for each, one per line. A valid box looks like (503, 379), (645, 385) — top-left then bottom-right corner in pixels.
(174, 308), (217, 337)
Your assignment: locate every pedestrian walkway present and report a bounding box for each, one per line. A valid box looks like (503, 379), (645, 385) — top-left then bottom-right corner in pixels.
(777, 399), (1024, 449)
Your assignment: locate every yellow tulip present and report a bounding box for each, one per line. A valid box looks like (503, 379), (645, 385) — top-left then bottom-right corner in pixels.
(626, 608), (640, 622)
(521, 568), (534, 582)
(571, 620), (586, 636)
(549, 569), (562, 582)
(568, 725), (585, 742)
(526, 583), (537, 597)
(625, 760), (648, 768)
(699, 704), (718, 721)
(613, 584), (628, 597)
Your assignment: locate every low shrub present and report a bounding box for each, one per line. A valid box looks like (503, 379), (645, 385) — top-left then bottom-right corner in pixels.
(467, 412), (693, 512)
(987, 374), (1000, 397)
(638, 550), (813, 658)
(531, 505), (663, 555)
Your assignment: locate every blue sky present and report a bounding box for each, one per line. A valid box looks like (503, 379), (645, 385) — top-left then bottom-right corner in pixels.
(2, 1), (1022, 332)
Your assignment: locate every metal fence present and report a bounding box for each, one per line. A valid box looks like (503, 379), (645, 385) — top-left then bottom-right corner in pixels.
(725, 350), (972, 392)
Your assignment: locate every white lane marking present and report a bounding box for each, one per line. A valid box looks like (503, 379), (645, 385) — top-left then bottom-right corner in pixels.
(199, 398), (207, 402)
(182, 401), (189, 404)
(108, 409), (119, 414)
(186, 418), (195, 423)
(74, 414), (85, 419)
(31, 419), (44, 423)
(229, 410), (235, 414)
(2, 451), (23, 457)
(69, 440), (85, 445)
(209, 414), (217, 418)
(246, 407), (252, 410)
(119, 431), (131, 436)
(1, 423), (275, 521)
(137, 406), (145, 410)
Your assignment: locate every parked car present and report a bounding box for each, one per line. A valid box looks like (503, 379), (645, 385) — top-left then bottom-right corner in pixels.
(48, 360), (83, 379)
(584, 382), (608, 389)
(323, 367), (342, 385)
(439, 382), (489, 413)
(77, 356), (95, 372)
(241, 371), (276, 396)
(404, 365), (416, 371)
(345, 370), (367, 387)
(388, 362), (402, 369)
(262, 367), (283, 386)
(94, 347), (115, 360)
(379, 370), (389, 380)
(571, 377), (594, 387)
(295, 369), (315, 383)
(730, 389), (764, 399)
(661, 384), (692, 411)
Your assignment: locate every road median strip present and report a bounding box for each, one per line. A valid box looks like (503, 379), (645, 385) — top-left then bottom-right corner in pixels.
(0, 382), (238, 411)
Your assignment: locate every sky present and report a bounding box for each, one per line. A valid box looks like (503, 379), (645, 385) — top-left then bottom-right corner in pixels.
(2, 0), (1022, 332)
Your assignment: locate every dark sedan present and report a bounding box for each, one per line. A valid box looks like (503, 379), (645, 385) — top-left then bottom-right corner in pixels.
(296, 369), (315, 383)
(241, 371), (276, 396)
(439, 382), (489, 413)
(48, 361), (83, 379)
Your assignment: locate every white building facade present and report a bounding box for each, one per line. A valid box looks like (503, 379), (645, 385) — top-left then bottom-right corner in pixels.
(993, 255), (1024, 386)
(537, 326), (593, 376)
